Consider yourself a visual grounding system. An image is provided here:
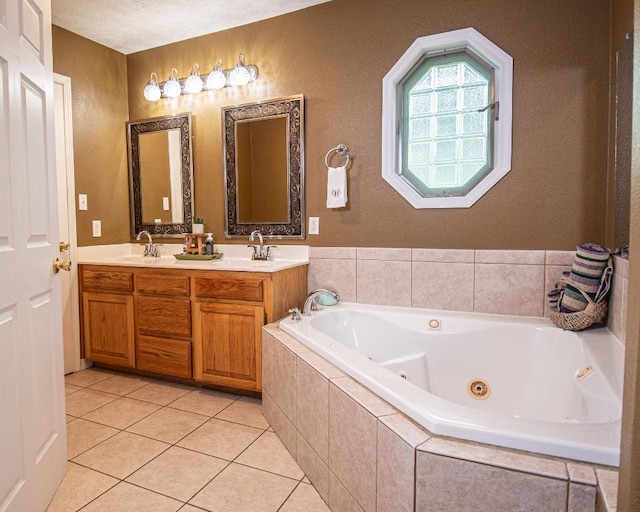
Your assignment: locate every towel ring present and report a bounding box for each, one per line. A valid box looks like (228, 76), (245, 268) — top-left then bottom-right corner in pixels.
(325, 144), (350, 168)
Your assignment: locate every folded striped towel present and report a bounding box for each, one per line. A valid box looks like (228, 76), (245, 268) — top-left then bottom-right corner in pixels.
(559, 243), (611, 313)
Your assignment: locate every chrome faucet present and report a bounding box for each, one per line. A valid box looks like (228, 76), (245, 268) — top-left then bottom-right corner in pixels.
(248, 230), (274, 261)
(136, 230), (159, 257)
(303, 289), (340, 315)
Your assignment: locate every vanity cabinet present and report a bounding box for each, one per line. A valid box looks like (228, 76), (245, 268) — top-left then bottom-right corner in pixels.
(135, 272), (192, 379)
(80, 267), (135, 368)
(78, 263), (308, 393)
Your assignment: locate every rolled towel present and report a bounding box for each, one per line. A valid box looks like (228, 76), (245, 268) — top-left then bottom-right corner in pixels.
(547, 288), (562, 311)
(559, 243), (611, 313)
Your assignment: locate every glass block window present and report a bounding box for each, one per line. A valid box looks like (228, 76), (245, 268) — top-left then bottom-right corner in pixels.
(401, 51), (492, 196)
(382, 28), (513, 208)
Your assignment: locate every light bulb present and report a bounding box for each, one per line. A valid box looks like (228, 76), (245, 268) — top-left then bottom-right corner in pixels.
(143, 72), (161, 101)
(163, 68), (181, 98)
(229, 53), (251, 86)
(204, 58), (227, 90)
(183, 63), (203, 94)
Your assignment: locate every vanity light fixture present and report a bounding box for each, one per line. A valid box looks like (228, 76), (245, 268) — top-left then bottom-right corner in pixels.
(228, 53), (251, 86)
(143, 72), (161, 101)
(204, 58), (227, 90)
(163, 68), (182, 98)
(144, 54), (258, 101)
(183, 63), (204, 94)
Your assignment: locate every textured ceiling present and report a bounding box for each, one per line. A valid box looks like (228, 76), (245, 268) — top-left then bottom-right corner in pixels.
(51, 0), (330, 54)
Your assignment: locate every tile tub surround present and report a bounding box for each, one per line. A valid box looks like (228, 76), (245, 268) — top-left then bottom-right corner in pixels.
(263, 324), (620, 512)
(308, 248), (628, 342)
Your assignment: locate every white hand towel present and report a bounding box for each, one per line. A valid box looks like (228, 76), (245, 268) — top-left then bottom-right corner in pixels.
(326, 165), (347, 208)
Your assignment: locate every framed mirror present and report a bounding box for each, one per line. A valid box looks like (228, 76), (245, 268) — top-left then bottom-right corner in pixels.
(222, 95), (304, 238)
(127, 112), (193, 236)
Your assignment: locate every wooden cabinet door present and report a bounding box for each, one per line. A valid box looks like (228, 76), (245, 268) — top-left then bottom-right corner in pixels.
(194, 302), (263, 391)
(83, 292), (135, 367)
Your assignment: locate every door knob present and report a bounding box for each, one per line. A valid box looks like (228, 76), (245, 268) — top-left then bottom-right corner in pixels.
(53, 258), (72, 273)
(59, 241), (70, 252)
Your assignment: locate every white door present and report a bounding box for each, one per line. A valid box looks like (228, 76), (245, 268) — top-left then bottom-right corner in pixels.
(0, 0), (68, 510)
(54, 73), (83, 375)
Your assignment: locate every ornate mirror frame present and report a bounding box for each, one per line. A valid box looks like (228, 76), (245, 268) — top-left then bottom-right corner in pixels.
(127, 112), (194, 236)
(222, 95), (305, 238)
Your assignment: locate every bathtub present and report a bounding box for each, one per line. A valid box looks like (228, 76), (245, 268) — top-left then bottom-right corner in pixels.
(279, 302), (624, 466)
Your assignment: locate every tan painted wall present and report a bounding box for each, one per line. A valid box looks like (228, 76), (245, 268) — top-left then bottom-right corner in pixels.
(125, 0), (611, 249)
(52, 26), (130, 246)
(606, 0), (634, 249)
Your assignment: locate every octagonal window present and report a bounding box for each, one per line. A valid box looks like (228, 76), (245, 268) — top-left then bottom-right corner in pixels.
(382, 28), (513, 208)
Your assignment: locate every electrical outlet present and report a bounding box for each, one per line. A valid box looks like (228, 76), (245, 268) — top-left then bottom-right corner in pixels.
(78, 194), (88, 210)
(309, 217), (319, 235)
(92, 220), (101, 237)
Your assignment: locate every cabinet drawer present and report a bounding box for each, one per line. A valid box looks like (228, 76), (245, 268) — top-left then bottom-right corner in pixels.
(136, 274), (190, 296)
(137, 335), (192, 379)
(82, 269), (133, 292)
(194, 277), (263, 302)
(137, 296), (191, 338)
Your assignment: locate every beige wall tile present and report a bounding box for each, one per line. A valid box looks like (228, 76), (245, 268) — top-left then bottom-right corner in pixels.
(357, 259), (412, 306)
(613, 255), (628, 278)
(476, 250), (545, 265)
(311, 247), (357, 259)
(262, 391), (297, 458)
(416, 451), (567, 511)
(412, 261), (474, 311)
(308, 258), (356, 301)
(595, 468), (618, 512)
(297, 432), (330, 503)
(266, 332), (298, 422)
(357, 247), (412, 261)
(377, 422), (415, 512)
(474, 263), (545, 316)
(607, 272), (628, 344)
(329, 472), (365, 512)
(378, 413), (430, 447)
(329, 383), (378, 512)
(297, 349), (345, 380)
(569, 482), (597, 512)
(545, 250), (577, 266)
(331, 376), (395, 418)
(418, 438), (567, 479)
(296, 358), (330, 461)
(412, 248), (474, 263)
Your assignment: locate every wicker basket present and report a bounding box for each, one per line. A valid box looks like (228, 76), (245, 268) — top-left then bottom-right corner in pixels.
(549, 279), (608, 331)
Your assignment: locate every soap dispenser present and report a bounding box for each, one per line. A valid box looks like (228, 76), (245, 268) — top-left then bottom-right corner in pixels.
(205, 233), (214, 255)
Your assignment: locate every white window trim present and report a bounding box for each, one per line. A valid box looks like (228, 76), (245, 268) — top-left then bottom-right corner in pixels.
(382, 28), (513, 208)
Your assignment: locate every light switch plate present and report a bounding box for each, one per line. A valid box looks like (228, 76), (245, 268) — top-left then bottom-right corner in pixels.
(163, 197), (169, 210)
(78, 194), (87, 210)
(92, 220), (101, 237)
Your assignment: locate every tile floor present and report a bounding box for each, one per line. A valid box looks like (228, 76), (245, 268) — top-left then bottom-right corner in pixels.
(48, 367), (330, 512)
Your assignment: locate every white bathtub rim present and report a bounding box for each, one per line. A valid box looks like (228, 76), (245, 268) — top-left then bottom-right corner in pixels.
(278, 302), (623, 466)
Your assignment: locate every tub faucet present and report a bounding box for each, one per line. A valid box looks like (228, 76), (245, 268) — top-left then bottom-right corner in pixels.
(248, 229), (269, 260)
(303, 289), (340, 315)
(136, 230), (159, 257)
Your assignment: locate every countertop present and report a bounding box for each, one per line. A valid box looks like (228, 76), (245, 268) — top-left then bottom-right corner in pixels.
(77, 243), (310, 273)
